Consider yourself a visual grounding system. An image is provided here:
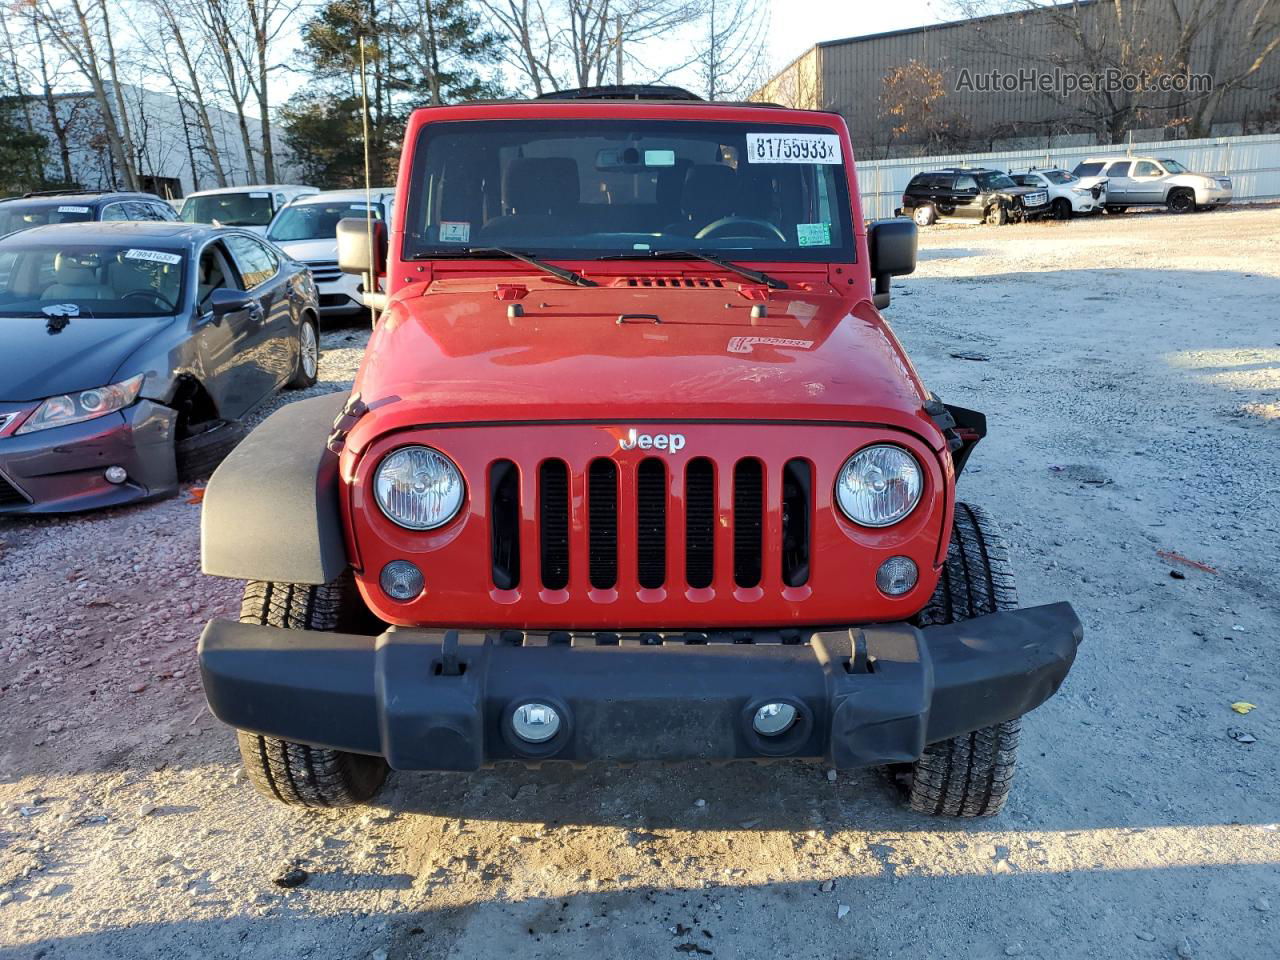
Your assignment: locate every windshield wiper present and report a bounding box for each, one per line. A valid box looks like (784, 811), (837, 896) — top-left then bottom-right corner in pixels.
(597, 249), (786, 290)
(421, 246), (595, 287)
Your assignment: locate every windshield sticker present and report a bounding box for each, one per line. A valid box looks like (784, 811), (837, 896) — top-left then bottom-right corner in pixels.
(728, 336), (815, 355)
(439, 221), (470, 243)
(42, 302), (80, 319)
(746, 132), (841, 164)
(57, 205), (91, 213)
(350, 204), (376, 211)
(644, 149), (676, 167)
(796, 222), (832, 247)
(249, 192), (270, 198)
(124, 248), (182, 265)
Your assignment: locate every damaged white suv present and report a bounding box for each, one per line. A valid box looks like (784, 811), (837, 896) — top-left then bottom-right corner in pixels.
(1071, 156), (1232, 214)
(1009, 168), (1105, 219)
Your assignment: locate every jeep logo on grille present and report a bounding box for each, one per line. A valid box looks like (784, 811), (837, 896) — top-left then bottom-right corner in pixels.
(619, 428), (686, 453)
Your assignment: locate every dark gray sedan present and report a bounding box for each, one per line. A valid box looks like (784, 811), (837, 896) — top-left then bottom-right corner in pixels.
(0, 222), (321, 514)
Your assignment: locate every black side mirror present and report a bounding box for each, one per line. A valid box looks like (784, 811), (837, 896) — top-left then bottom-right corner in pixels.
(337, 217), (388, 277)
(207, 287), (252, 317)
(867, 218), (917, 310)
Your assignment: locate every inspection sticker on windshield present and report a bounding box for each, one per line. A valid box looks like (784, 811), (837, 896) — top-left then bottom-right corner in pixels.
(797, 222), (831, 246)
(746, 132), (841, 164)
(439, 221), (470, 243)
(57, 205), (90, 213)
(124, 248), (182, 265)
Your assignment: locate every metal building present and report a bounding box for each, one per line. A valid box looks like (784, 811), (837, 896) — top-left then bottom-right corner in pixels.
(756, 1), (1280, 157)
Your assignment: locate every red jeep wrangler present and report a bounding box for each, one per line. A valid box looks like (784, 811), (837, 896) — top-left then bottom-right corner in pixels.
(198, 86), (1081, 816)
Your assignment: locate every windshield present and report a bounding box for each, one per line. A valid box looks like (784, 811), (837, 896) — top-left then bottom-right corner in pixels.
(1043, 170), (1076, 184)
(182, 192), (274, 226)
(1160, 159), (1189, 174)
(268, 201), (385, 242)
(0, 201), (94, 237)
(404, 119), (855, 262)
(0, 243), (185, 318)
(1073, 162), (1104, 177)
(977, 172), (1018, 190)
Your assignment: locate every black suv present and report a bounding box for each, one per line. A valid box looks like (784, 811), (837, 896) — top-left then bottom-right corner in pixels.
(0, 191), (179, 239)
(897, 168), (1050, 226)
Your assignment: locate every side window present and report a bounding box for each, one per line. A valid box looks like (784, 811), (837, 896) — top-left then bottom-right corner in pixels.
(954, 175), (978, 193)
(1106, 161), (1132, 177)
(100, 202), (129, 221)
(1133, 161), (1160, 177)
(122, 201), (158, 220)
(151, 202), (180, 221)
(225, 234), (279, 289)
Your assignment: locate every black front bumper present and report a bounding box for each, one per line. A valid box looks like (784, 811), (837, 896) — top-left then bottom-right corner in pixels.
(199, 603), (1082, 771)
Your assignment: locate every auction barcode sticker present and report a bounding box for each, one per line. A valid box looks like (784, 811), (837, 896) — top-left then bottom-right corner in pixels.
(57, 205), (91, 213)
(125, 248), (182, 265)
(745, 132), (841, 164)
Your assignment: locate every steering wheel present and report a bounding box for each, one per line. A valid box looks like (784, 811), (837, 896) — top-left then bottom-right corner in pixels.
(122, 290), (178, 312)
(695, 217), (788, 243)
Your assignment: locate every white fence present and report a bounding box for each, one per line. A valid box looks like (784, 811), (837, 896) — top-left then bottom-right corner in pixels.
(854, 133), (1280, 220)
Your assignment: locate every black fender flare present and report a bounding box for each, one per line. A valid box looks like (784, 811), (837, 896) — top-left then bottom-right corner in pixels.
(201, 392), (349, 585)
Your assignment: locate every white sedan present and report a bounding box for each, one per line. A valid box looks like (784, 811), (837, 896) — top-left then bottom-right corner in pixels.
(1009, 168), (1105, 219)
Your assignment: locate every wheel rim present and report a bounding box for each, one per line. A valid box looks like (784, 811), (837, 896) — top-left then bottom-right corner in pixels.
(1171, 194), (1191, 212)
(301, 322), (318, 378)
(914, 208), (931, 225)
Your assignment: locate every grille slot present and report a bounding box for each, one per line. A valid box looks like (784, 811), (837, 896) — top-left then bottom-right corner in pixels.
(781, 459), (812, 587)
(0, 473), (29, 507)
(637, 458), (667, 588)
(588, 459), (618, 589)
(489, 460), (521, 589)
(733, 459), (763, 587)
(539, 460), (570, 590)
(685, 458), (715, 589)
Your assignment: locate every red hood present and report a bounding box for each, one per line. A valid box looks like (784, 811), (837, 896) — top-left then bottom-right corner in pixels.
(347, 274), (938, 454)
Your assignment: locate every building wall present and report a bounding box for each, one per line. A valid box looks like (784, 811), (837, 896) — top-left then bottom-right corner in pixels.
(760, 2), (1280, 158)
(29, 84), (300, 198)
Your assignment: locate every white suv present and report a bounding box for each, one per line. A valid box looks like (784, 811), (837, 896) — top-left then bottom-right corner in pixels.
(1070, 157), (1232, 214)
(1009, 168), (1105, 219)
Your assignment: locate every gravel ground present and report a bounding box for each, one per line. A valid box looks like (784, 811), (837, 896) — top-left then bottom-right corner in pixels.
(1, 206), (1278, 960)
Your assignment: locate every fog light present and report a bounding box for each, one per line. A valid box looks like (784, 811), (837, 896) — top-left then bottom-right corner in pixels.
(104, 465), (127, 484)
(379, 560), (423, 601)
(512, 702), (561, 743)
(753, 702), (798, 736)
(876, 556), (918, 596)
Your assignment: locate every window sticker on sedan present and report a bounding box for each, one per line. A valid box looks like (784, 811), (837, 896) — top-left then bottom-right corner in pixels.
(796, 222), (831, 246)
(124, 248), (183, 265)
(439, 221), (470, 243)
(250, 192), (270, 198)
(57, 205), (91, 213)
(746, 132), (841, 164)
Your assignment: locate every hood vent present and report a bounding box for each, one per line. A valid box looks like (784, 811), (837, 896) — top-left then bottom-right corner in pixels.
(613, 276), (724, 288)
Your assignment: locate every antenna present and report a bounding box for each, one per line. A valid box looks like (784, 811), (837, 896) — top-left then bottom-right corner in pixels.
(359, 35), (378, 328)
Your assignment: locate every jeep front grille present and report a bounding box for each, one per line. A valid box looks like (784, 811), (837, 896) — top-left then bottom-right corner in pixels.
(490, 455), (812, 595)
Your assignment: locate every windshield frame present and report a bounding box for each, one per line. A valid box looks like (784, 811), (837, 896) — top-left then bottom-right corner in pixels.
(401, 117), (857, 264)
(0, 240), (188, 319)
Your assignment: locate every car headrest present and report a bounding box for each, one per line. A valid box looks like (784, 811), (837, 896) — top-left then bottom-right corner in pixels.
(108, 257), (157, 291)
(504, 157), (580, 215)
(52, 251), (101, 286)
(682, 165), (739, 223)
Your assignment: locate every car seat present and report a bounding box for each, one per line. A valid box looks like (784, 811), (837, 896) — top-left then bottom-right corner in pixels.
(478, 157), (580, 240)
(666, 164), (740, 236)
(40, 252), (111, 301)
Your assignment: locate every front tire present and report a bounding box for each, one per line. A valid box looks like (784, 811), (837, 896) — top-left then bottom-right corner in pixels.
(288, 316), (320, 389)
(899, 503), (1022, 817)
(984, 203), (1008, 226)
(1051, 197), (1072, 220)
(234, 577), (388, 807)
(1167, 189), (1194, 214)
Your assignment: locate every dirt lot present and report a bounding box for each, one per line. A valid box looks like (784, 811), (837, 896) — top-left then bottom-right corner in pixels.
(1, 206), (1278, 960)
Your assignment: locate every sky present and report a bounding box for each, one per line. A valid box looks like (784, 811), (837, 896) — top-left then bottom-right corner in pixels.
(761, 0), (951, 74)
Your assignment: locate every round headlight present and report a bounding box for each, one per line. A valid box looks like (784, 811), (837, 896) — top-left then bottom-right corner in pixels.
(373, 445), (465, 530)
(835, 445), (923, 527)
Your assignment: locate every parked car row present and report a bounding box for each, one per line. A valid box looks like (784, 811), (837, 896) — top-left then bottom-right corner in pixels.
(897, 154), (1233, 226)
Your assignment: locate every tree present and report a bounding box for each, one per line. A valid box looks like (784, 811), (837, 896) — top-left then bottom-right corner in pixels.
(951, 0), (1280, 141)
(877, 59), (955, 154)
(284, 0), (503, 187)
(695, 0), (769, 101)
